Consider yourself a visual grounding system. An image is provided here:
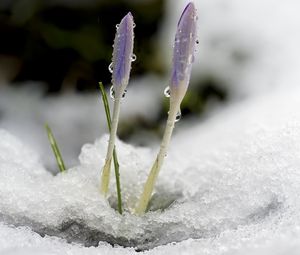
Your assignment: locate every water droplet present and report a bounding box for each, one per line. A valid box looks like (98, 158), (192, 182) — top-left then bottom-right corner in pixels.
(108, 63), (113, 73)
(131, 54), (137, 62)
(167, 109), (181, 122)
(133, 23), (136, 28)
(122, 89), (127, 98)
(164, 86), (171, 98)
(175, 109), (181, 122)
(116, 24), (120, 29)
(110, 86), (115, 100)
(196, 39), (199, 44)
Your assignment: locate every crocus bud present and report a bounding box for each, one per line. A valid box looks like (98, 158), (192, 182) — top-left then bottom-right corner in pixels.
(170, 2), (197, 103)
(111, 12), (135, 98)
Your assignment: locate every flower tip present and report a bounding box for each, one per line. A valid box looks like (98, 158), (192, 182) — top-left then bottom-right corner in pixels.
(178, 2), (196, 26)
(122, 12), (134, 27)
(126, 12), (133, 18)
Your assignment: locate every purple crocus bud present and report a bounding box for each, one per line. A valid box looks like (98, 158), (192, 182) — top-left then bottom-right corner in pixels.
(170, 2), (197, 102)
(111, 12), (135, 98)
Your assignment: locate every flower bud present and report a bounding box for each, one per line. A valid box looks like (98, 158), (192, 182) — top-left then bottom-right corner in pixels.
(111, 12), (135, 98)
(170, 2), (197, 102)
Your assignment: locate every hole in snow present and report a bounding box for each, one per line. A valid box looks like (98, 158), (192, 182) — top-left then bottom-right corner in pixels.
(107, 189), (183, 213)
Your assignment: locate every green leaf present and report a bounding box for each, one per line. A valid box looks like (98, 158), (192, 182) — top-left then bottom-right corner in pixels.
(45, 124), (66, 173)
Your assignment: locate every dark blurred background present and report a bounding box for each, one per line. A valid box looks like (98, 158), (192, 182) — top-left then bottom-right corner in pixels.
(0, 0), (167, 91)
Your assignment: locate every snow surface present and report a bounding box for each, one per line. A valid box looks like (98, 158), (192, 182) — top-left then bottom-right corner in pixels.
(1, 0), (300, 254)
(1, 85), (300, 254)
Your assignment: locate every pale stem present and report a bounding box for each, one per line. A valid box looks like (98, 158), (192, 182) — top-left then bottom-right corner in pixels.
(100, 96), (121, 196)
(135, 102), (180, 215)
(99, 82), (123, 214)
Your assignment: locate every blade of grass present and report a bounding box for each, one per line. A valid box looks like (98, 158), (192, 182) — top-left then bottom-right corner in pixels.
(45, 124), (66, 172)
(99, 82), (123, 214)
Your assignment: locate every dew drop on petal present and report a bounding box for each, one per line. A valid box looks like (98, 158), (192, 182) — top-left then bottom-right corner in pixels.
(133, 23), (136, 28)
(164, 86), (171, 98)
(108, 63), (113, 73)
(196, 39), (199, 44)
(116, 24), (120, 29)
(110, 86), (115, 100)
(131, 54), (137, 62)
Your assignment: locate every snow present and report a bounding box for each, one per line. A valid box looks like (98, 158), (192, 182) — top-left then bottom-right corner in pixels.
(1, 0), (300, 254)
(1, 84), (300, 254)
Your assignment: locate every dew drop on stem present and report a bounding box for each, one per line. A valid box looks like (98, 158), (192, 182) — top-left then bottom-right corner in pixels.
(167, 108), (182, 122)
(122, 89), (127, 98)
(175, 109), (182, 122)
(164, 86), (171, 98)
(110, 86), (115, 100)
(110, 86), (127, 100)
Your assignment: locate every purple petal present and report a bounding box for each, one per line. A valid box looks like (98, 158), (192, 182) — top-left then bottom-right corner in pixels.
(171, 2), (197, 90)
(111, 12), (134, 93)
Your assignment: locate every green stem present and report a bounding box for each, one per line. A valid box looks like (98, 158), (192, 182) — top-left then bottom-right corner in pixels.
(99, 82), (123, 214)
(45, 124), (66, 172)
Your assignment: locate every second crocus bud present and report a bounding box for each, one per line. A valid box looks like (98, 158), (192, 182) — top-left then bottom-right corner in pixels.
(170, 2), (197, 106)
(135, 2), (198, 215)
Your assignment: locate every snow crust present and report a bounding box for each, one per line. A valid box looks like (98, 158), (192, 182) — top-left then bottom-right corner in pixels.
(1, 84), (300, 254)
